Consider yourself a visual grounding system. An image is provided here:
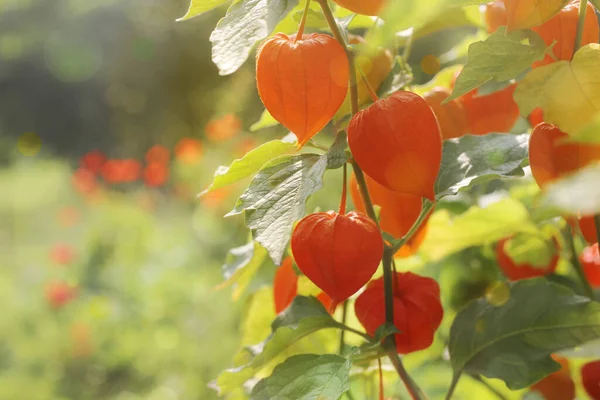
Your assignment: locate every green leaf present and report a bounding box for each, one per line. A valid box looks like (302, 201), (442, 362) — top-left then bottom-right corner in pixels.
(215, 296), (345, 393)
(449, 278), (600, 389)
(227, 153), (327, 265)
(503, 232), (557, 268)
(420, 198), (538, 261)
(201, 135), (297, 195)
(447, 28), (547, 101)
(217, 241), (269, 300)
(435, 133), (529, 199)
(177, 0), (231, 21)
(210, 0), (299, 76)
(325, 132), (349, 170)
(542, 163), (600, 216)
(250, 354), (351, 400)
(250, 109), (280, 131)
(563, 112), (600, 144)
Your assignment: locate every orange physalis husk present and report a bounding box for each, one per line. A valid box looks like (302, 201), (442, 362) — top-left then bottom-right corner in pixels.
(460, 84), (520, 135)
(424, 87), (469, 140)
(332, 0), (386, 16)
(256, 33), (349, 147)
(347, 90), (443, 200)
(291, 210), (383, 310)
(531, 355), (575, 400)
(582, 360), (600, 399)
(354, 271), (443, 354)
(484, 1), (508, 33)
(273, 257), (298, 314)
(496, 237), (559, 281)
(531, 0), (599, 68)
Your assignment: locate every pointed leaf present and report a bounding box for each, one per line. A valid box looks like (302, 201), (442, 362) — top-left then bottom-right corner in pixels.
(215, 296), (345, 393)
(201, 135), (297, 195)
(435, 133), (529, 199)
(449, 279), (600, 389)
(228, 153), (327, 265)
(177, 0), (231, 21)
(448, 28), (547, 101)
(420, 198), (538, 261)
(515, 44), (600, 135)
(216, 241), (269, 300)
(210, 0), (299, 76)
(250, 354), (351, 400)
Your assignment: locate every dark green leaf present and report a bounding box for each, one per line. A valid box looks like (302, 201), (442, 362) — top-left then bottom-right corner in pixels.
(448, 28), (547, 101)
(435, 133), (529, 199)
(201, 134), (296, 195)
(210, 0), (299, 75)
(449, 279), (600, 389)
(215, 296), (345, 392)
(227, 153), (327, 265)
(326, 132), (349, 170)
(250, 354), (351, 399)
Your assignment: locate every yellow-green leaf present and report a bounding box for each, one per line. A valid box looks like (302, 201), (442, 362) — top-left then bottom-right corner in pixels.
(514, 44), (600, 135)
(177, 0), (231, 21)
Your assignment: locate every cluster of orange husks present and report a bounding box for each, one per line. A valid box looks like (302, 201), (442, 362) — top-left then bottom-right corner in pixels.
(257, 3), (443, 354)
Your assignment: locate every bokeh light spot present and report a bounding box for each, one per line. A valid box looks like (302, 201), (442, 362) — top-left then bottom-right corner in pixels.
(44, 32), (103, 83)
(17, 132), (42, 156)
(420, 54), (441, 75)
(486, 280), (511, 307)
(154, 327), (179, 350)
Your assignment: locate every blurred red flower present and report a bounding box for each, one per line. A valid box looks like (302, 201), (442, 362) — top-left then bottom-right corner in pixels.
(175, 138), (203, 165)
(145, 145), (170, 165)
(101, 159), (142, 184)
(205, 114), (242, 142)
(143, 162), (169, 187)
(72, 168), (98, 195)
(50, 243), (76, 265)
(45, 281), (77, 309)
(80, 150), (106, 175)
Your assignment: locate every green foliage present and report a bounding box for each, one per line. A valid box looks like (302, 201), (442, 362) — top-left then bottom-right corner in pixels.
(449, 279), (600, 389)
(220, 241), (270, 300)
(435, 134), (529, 199)
(178, 0), (232, 21)
(201, 134), (297, 195)
(250, 354), (351, 399)
(227, 153), (328, 265)
(448, 28), (548, 101)
(210, 0), (299, 75)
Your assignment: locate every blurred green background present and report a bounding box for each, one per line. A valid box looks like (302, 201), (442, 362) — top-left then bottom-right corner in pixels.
(0, 0), (274, 399)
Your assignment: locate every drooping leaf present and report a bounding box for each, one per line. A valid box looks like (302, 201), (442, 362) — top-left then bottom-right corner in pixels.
(210, 0), (299, 76)
(227, 153), (327, 265)
(420, 198), (538, 261)
(448, 28), (547, 101)
(215, 296), (348, 393)
(514, 44), (600, 136)
(216, 241), (269, 300)
(563, 112), (600, 144)
(435, 133), (529, 199)
(250, 354), (351, 400)
(177, 0), (232, 21)
(504, 0), (570, 31)
(542, 163), (600, 216)
(449, 278), (600, 389)
(201, 135), (297, 195)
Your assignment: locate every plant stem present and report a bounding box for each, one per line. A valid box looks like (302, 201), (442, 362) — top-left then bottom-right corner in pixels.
(468, 374), (508, 400)
(378, 358), (385, 400)
(339, 300), (349, 354)
(351, 161), (380, 228)
(357, 64), (379, 102)
(573, 0), (589, 54)
(341, 324), (373, 341)
(340, 163), (348, 214)
(594, 215), (600, 245)
(391, 199), (434, 253)
(318, 1), (426, 398)
(445, 372), (462, 400)
(565, 226), (594, 299)
(295, 0), (312, 40)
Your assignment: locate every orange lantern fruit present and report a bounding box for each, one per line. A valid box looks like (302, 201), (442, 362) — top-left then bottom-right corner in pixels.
(256, 33), (349, 146)
(495, 237), (559, 281)
(332, 0), (386, 16)
(350, 173), (430, 257)
(461, 84), (520, 135)
(291, 210), (383, 309)
(582, 360), (600, 400)
(273, 257), (298, 314)
(578, 216), (598, 244)
(531, 0), (599, 68)
(347, 91), (443, 200)
(424, 87), (469, 140)
(530, 355), (575, 400)
(354, 271), (443, 354)
(528, 107), (544, 127)
(484, 1), (508, 32)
